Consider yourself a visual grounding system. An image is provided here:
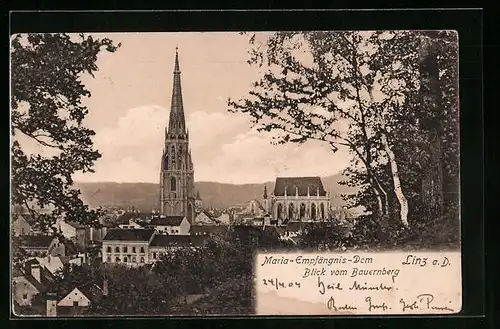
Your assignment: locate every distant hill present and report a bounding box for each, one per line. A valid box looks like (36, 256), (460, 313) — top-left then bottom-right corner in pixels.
(74, 174), (358, 212)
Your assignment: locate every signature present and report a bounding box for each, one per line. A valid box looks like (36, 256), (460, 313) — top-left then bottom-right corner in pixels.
(327, 297), (357, 312)
(365, 296), (390, 312)
(400, 294), (454, 312)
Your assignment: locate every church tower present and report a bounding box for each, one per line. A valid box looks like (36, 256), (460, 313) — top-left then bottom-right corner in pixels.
(159, 48), (196, 224)
(263, 185), (269, 214)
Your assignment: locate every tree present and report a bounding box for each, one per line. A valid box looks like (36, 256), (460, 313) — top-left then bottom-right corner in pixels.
(228, 31), (423, 227)
(417, 31), (459, 223)
(10, 33), (121, 232)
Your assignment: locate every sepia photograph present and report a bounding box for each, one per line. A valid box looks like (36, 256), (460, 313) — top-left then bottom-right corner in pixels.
(10, 30), (460, 317)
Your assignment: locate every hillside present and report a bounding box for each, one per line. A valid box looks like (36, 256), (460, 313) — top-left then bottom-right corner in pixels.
(74, 174), (358, 212)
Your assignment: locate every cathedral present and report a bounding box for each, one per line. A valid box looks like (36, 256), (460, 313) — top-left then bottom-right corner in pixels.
(265, 177), (331, 224)
(159, 49), (196, 224)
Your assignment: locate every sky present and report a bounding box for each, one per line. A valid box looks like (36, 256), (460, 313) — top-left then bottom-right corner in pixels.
(23, 32), (351, 184)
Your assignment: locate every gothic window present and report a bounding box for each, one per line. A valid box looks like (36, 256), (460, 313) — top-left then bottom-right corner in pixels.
(171, 177), (176, 191)
(320, 203), (325, 220)
(277, 203), (283, 219)
(288, 203), (294, 220)
(300, 203), (306, 220)
(164, 155), (169, 170)
(178, 146), (183, 168)
(311, 204), (317, 221)
(171, 146), (176, 169)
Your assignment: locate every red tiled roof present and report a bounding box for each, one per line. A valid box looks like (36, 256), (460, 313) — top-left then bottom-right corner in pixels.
(273, 177), (326, 197)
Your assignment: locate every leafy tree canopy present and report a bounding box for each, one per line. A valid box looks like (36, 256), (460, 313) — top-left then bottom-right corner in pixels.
(11, 33), (121, 232)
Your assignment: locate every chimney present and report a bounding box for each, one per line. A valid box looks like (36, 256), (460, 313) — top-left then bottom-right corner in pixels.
(46, 292), (58, 317)
(31, 264), (41, 283)
(102, 279), (109, 297)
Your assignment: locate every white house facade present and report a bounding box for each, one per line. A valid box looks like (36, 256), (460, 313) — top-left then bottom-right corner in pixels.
(102, 229), (155, 266)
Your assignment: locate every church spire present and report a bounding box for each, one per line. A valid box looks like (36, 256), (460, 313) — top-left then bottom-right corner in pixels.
(168, 47), (186, 136)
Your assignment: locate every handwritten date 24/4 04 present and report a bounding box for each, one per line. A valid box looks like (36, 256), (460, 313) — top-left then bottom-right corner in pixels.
(262, 278), (301, 290)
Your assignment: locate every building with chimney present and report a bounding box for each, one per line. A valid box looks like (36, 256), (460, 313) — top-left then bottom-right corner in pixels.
(159, 48), (196, 224)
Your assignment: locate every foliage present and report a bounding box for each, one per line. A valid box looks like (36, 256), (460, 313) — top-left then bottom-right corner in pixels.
(229, 31), (460, 246)
(91, 264), (180, 315)
(299, 221), (354, 251)
(188, 273), (254, 315)
(10, 33), (121, 232)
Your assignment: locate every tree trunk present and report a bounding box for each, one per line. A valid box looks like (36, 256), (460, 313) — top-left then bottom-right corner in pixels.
(364, 84), (409, 228)
(419, 34), (444, 220)
(381, 133), (409, 228)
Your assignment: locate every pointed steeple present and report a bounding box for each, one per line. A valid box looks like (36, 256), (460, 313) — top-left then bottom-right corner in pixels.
(168, 47), (186, 136)
(263, 185), (268, 199)
(196, 190), (201, 200)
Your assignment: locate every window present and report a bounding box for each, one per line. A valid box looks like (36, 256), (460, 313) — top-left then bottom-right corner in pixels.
(73, 301), (79, 307)
(300, 203), (306, 219)
(115, 257), (120, 262)
(132, 247), (136, 253)
(106, 256), (111, 262)
(153, 252), (157, 259)
(22, 294), (28, 300)
(171, 146), (176, 168)
(123, 257), (128, 262)
(115, 247), (120, 253)
(140, 247), (145, 253)
(140, 257), (145, 263)
(132, 256), (136, 262)
(277, 203), (283, 219)
(123, 246), (128, 253)
(164, 155), (169, 170)
(107, 247), (111, 253)
(170, 177), (176, 191)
